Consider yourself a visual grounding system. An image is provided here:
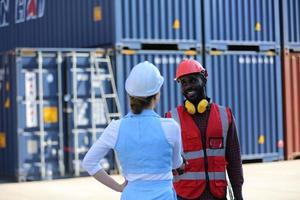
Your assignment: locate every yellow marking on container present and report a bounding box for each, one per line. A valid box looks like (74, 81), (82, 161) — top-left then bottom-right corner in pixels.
(121, 50), (136, 55)
(5, 82), (9, 91)
(21, 50), (36, 56)
(95, 50), (105, 56)
(93, 6), (102, 22)
(184, 50), (197, 56)
(173, 19), (180, 29)
(43, 107), (58, 123)
(255, 22), (261, 31)
(258, 135), (265, 144)
(210, 50), (222, 56)
(0, 133), (6, 148)
(266, 51), (276, 56)
(4, 98), (10, 108)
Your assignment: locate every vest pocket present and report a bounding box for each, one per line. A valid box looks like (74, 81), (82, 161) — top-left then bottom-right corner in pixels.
(209, 137), (224, 149)
(214, 179), (227, 187)
(213, 157), (227, 171)
(182, 130), (201, 151)
(212, 157), (227, 193)
(210, 180), (227, 199)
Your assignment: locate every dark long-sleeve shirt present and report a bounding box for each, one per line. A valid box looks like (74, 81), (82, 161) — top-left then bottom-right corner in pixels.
(189, 103), (244, 200)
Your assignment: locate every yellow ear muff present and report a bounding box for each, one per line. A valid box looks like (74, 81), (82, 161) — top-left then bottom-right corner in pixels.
(197, 99), (209, 113)
(184, 100), (196, 114)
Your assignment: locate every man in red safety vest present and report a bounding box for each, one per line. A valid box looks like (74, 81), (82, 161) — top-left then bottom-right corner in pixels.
(166, 59), (244, 200)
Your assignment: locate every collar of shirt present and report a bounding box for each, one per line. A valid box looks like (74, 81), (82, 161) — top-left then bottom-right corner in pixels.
(126, 109), (160, 118)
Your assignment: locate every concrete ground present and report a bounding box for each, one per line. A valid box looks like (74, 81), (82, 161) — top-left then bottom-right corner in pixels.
(0, 160), (300, 200)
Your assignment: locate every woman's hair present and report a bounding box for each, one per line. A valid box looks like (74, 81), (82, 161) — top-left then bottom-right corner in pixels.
(129, 94), (156, 114)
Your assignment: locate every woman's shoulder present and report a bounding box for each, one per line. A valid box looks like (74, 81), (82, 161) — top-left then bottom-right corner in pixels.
(159, 118), (180, 129)
(105, 119), (121, 131)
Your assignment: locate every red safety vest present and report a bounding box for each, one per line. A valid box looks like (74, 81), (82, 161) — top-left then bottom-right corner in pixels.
(166, 103), (232, 199)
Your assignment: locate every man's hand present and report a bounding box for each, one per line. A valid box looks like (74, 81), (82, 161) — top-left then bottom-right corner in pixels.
(173, 155), (188, 176)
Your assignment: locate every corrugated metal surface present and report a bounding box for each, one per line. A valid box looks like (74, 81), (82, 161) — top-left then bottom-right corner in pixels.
(0, 0), (201, 52)
(0, 0), (113, 51)
(0, 48), (117, 181)
(206, 51), (284, 161)
(63, 51), (116, 176)
(0, 49), (65, 181)
(283, 51), (300, 160)
(115, 0), (202, 49)
(113, 49), (202, 116)
(204, 0), (280, 51)
(282, 0), (300, 50)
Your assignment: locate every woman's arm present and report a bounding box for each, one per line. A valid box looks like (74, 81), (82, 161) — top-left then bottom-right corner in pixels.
(93, 169), (127, 192)
(81, 120), (126, 191)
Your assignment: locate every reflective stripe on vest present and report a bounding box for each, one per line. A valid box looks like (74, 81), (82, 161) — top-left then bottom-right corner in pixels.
(183, 149), (225, 159)
(218, 106), (229, 150)
(175, 172), (226, 180)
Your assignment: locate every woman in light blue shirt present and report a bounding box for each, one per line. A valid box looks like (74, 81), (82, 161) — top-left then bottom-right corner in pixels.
(82, 61), (183, 200)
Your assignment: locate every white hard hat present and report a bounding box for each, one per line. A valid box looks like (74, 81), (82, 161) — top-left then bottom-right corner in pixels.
(125, 61), (164, 97)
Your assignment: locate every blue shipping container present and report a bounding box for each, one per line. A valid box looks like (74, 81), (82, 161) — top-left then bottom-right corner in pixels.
(204, 0), (280, 51)
(0, 49), (65, 181)
(0, 0), (202, 52)
(205, 50), (284, 161)
(282, 0), (300, 50)
(113, 49), (202, 116)
(0, 48), (117, 181)
(63, 51), (118, 176)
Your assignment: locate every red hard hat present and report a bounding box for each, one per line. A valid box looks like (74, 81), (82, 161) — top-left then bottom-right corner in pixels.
(175, 59), (208, 81)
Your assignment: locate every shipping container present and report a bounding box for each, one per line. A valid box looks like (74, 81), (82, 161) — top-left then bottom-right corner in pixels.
(63, 50), (120, 176)
(0, 0), (202, 52)
(205, 50), (284, 161)
(0, 54), (6, 174)
(0, 48), (118, 181)
(282, 51), (300, 160)
(204, 0), (280, 51)
(0, 49), (65, 181)
(112, 49), (202, 116)
(282, 0), (300, 50)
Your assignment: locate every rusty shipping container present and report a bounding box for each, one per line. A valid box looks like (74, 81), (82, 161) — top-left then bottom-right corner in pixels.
(283, 51), (300, 160)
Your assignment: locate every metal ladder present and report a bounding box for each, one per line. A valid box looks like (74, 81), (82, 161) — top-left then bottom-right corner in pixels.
(92, 52), (122, 122)
(91, 51), (122, 174)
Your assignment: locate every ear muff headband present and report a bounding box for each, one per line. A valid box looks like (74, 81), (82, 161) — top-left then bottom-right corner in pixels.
(184, 99), (209, 114)
(184, 100), (196, 114)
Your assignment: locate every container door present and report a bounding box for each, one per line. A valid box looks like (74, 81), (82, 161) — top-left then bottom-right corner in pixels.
(15, 50), (65, 181)
(64, 51), (115, 177)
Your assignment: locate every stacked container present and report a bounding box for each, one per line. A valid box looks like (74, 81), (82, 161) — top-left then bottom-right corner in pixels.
(204, 0), (280, 51)
(203, 0), (284, 161)
(206, 51), (284, 161)
(0, 0), (204, 181)
(112, 49), (202, 116)
(0, 0), (203, 113)
(0, 0), (201, 52)
(107, 0), (203, 116)
(281, 0), (300, 160)
(0, 49), (65, 181)
(0, 48), (117, 181)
